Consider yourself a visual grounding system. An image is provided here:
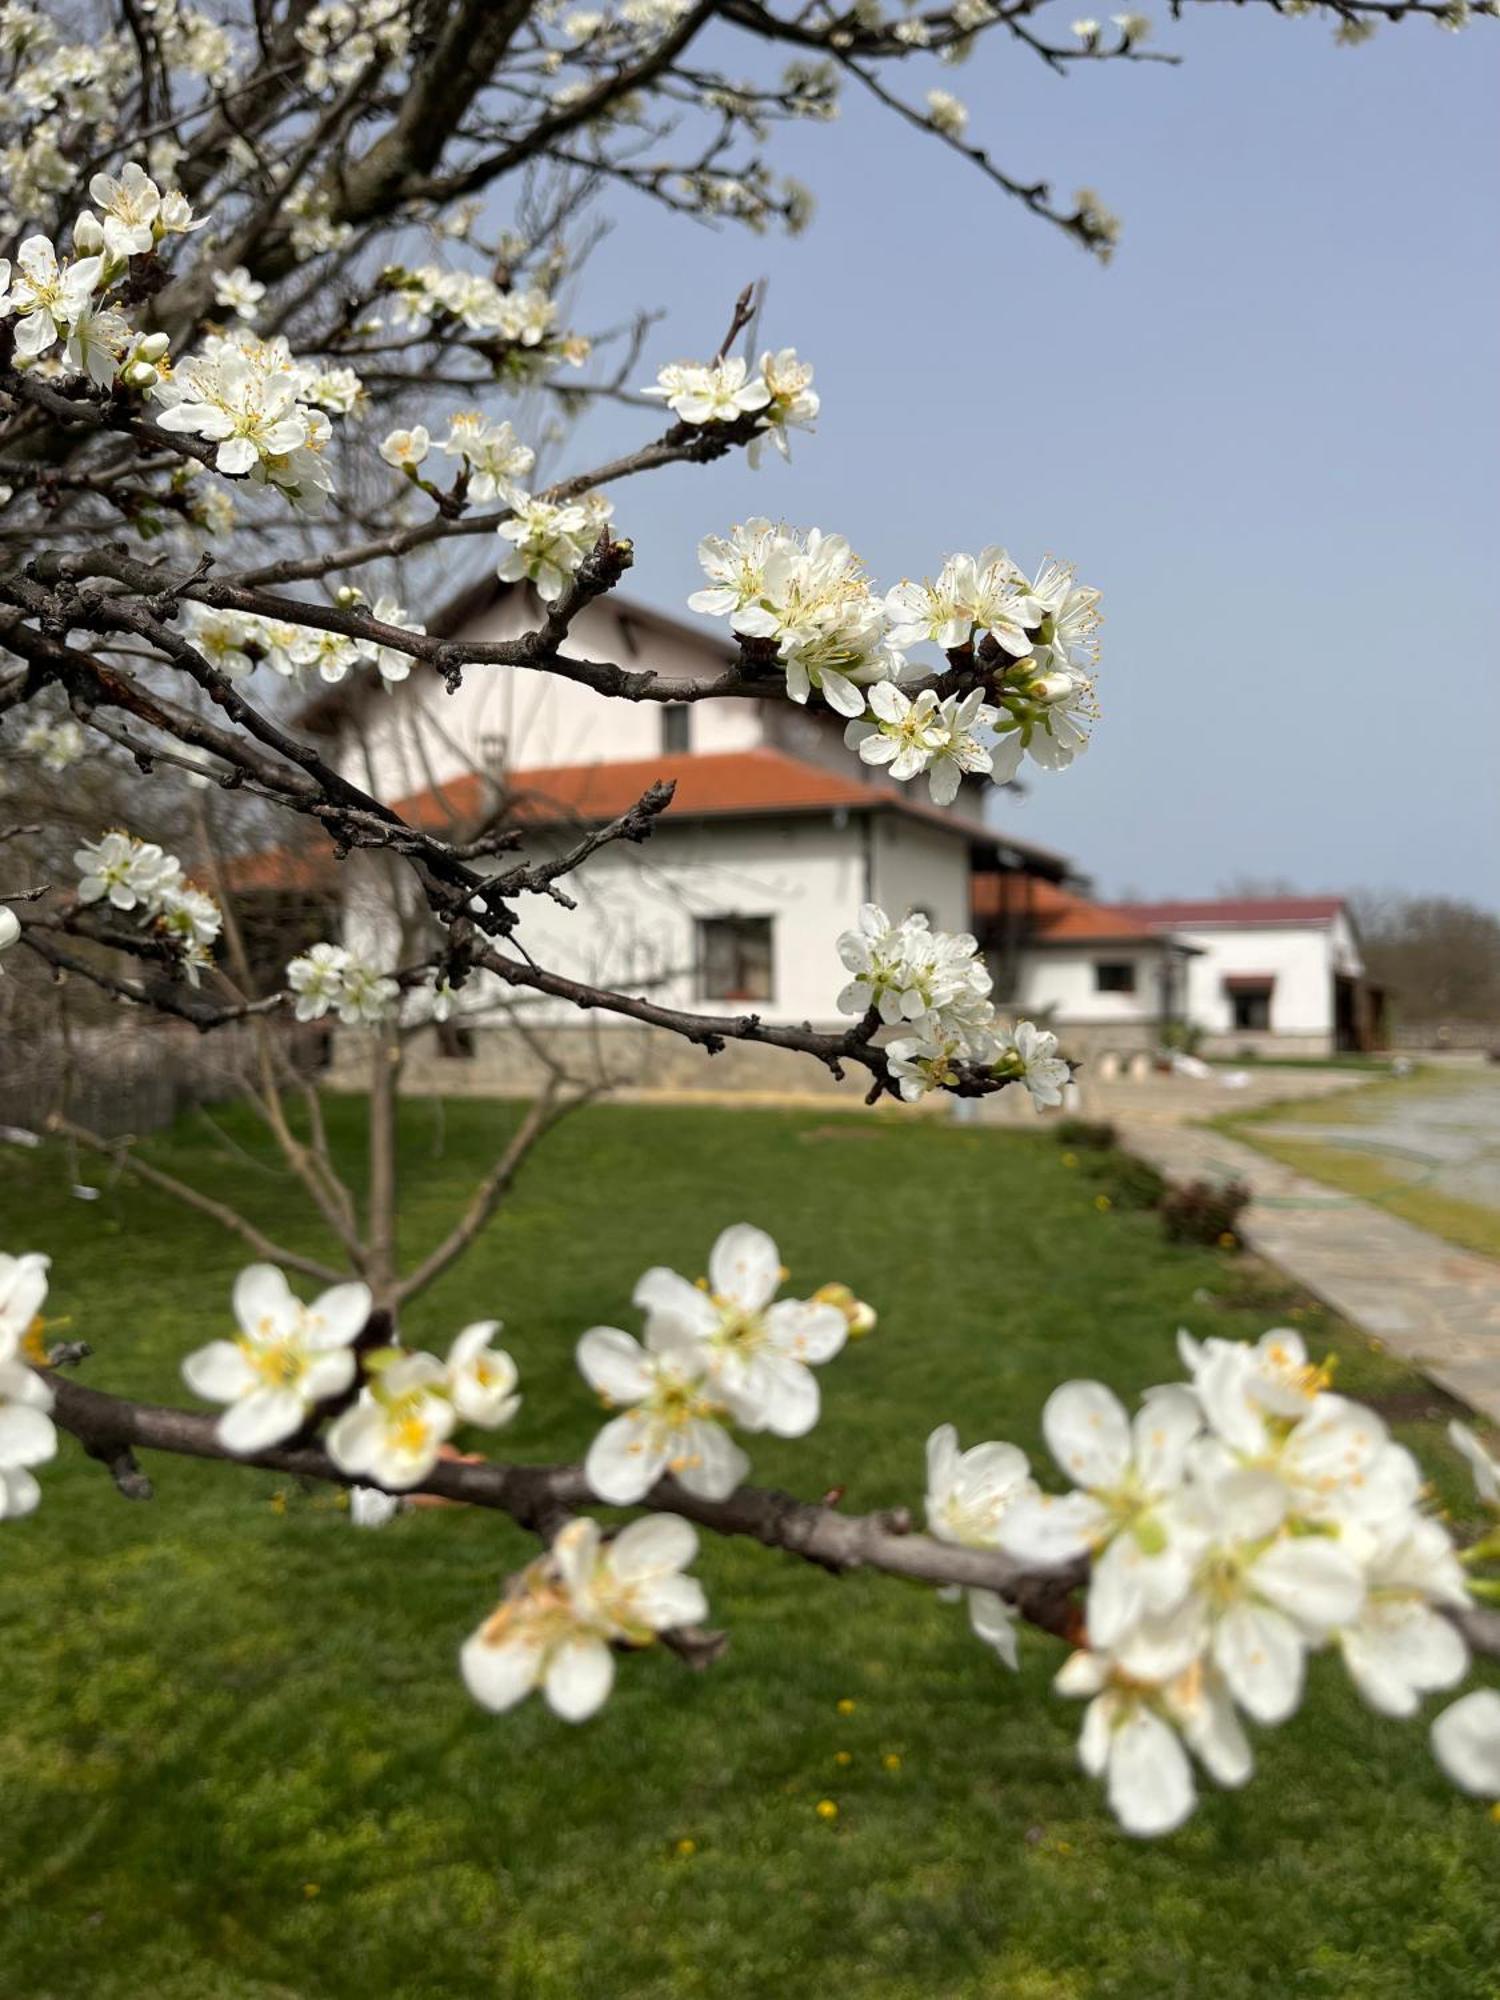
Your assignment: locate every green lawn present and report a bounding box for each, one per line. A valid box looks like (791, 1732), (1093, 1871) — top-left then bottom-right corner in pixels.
(2, 1097), (1497, 2000)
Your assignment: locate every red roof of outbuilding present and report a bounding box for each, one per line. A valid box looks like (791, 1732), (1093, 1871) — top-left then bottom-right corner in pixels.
(1113, 897), (1346, 929)
(972, 877), (1182, 946)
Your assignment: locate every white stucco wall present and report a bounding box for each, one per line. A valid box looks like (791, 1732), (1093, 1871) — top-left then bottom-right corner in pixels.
(1012, 946), (1165, 1025)
(1176, 922), (1358, 1037)
(466, 813), (967, 1028)
(868, 815), (974, 937)
(339, 591), (764, 802)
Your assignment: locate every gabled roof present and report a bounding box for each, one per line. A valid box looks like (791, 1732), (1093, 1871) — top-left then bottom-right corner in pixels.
(225, 748), (1074, 891)
(980, 880), (1192, 948)
(397, 749), (1067, 864)
(1114, 896), (1347, 929)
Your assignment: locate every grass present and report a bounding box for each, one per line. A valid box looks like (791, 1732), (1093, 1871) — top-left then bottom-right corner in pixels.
(1215, 1069), (1500, 1261)
(2, 1095), (1498, 2000)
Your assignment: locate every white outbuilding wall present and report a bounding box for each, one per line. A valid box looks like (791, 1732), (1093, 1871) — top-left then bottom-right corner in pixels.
(1175, 913), (1362, 1044)
(1011, 945), (1168, 1027)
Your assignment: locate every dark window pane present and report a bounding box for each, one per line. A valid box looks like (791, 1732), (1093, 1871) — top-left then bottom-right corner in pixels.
(661, 705), (691, 753)
(698, 916), (774, 1002)
(1094, 960), (1136, 994)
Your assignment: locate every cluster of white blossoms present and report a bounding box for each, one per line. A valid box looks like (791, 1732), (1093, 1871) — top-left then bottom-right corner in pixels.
(689, 521), (901, 715)
(18, 715), (86, 770)
(379, 262), (588, 376)
(74, 829), (223, 984)
(297, 0), (412, 93)
(185, 591), (422, 688)
(835, 903), (1071, 1108)
(884, 548), (1102, 780)
(0, 160), (198, 391)
(644, 347), (819, 463)
(689, 525), (1100, 778)
(462, 1514), (708, 1723)
(326, 1320), (519, 1489)
(154, 326), (358, 512)
(377, 411), (537, 507)
(285, 942), (399, 1025)
(497, 490), (614, 603)
(921, 1327), (1489, 1836)
(576, 1223), (869, 1504)
(0, 1252), (56, 1520)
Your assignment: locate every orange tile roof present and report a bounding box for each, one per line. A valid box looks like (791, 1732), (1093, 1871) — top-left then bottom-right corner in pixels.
(972, 876), (1164, 941)
(226, 750), (1066, 892)
(1115, 896), (1346, 927)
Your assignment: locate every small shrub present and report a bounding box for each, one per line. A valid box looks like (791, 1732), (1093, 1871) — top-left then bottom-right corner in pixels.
(1053, 1116), (1117, 1151)
(1158, 1020), (1205, 1057)
(1096, 1150), (1168, 1211)
(1160, 1176), (1251, 1247)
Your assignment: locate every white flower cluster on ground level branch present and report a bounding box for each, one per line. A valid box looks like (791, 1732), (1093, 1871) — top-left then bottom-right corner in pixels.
(927, 1325), (1498, 1836)
(690, 526), (1100, 797)
(0, 1253), (56, 1519)
(576, 1222), (871, 1504)
(836, 903), (1070, 1107)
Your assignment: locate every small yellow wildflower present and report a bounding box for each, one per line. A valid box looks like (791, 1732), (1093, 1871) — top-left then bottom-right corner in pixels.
(303, 1883), (320, 1899)
(674, 1837), (697, 1858)
(834, 1750), (852, 1767)
(1061, 1152), (1078, 1169)
(816, 1799), (839, 1821)
(882, 1752), (902, 1772)
(1094, 1194), (1112, 1212)
(836, 1697), (856, 1716)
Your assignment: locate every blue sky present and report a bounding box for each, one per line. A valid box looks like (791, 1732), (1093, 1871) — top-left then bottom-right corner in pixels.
(526, 11), (1498, 903)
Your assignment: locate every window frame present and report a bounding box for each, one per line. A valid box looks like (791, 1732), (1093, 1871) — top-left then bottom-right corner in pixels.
(1093, 959), (1138, 995)
(660, 703), (691, 754)
(697, 914), (775, 1004)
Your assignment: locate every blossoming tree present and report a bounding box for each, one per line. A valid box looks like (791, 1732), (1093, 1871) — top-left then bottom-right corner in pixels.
(2, 0), (1497, 1841)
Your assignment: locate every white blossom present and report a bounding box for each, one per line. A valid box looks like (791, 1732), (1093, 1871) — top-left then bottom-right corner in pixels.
(644, 354), (772, 425)
(75, 829), (179, 912)
(925, 89), (968, 139)
(379, 425), (430, 470)
(0, 906), (18, 970)
(0, 1249), (54, 1516)
(496, 492), (610, 602)
(577, 1322), (746, 1504)
(1431, 1689), (1500, 1798)
(19, 716), (86, 769)
(462, 1515), (706, 1722)
(285, 942), (397, 1024)
(327, 1350), (456, 1490)
(438, 413), (534, 502)
(182, 1263), (369, 1454)
(845, 684), (998, 804)
(211, 265), (266, 323)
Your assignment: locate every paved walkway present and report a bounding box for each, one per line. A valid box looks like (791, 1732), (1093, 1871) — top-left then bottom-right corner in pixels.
(1116, 1116), (1500, 1425)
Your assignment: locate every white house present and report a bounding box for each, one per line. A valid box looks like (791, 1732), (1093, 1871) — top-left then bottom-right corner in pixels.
(1111, 897), (1380, 1057)
(292, 579), (1071, 1094)
(259, 580), (1381, 1089)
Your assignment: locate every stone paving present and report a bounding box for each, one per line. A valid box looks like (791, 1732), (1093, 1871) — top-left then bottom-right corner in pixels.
(1109, 1092), (1500, 1425)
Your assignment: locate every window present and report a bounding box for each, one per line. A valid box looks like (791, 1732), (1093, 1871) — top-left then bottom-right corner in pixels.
(1229, 985), (1273, 1032)
(698, 916), (773, 1002)
(436, 1020), (476, 1060)
(661, 704), (691, 754)
(1094, 960), (1137, 994)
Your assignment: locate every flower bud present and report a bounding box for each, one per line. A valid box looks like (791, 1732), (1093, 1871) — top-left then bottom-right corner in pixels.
(812, 1282), (877, 1341)
(1028, 672), (1075, 706)
(136, 332), (171, 362)
(123, 361), (159, 388)
(73, 212), (104, 254)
